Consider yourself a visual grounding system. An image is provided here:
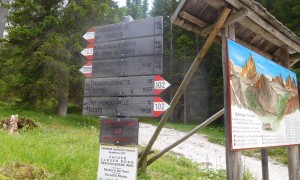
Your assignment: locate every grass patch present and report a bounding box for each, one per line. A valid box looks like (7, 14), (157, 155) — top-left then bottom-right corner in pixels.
(139, 154), (227, 180)
(0, 102), (227, 179)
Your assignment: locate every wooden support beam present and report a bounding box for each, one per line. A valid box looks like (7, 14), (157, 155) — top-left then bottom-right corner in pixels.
(201, 9), (248, 36)
(291, 53), (300, 66)
(223, 23), (243, 180)
(171, 0), (187, 24)
(261, 148), (269, 180)
(238, 18), (285, 49)
(138, 7), (231, 169)
(147, 108), (225, 166)
(179, 11), (209, 28)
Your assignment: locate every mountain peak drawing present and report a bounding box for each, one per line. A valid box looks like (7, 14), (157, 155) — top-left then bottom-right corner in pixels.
(230, 54), (299, 129)
(241, 54), (257, 79)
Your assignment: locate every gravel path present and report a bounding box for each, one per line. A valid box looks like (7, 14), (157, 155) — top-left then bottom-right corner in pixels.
(138, 123), (288, 180)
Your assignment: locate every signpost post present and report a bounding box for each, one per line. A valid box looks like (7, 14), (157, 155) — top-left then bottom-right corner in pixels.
(80, 16), (167, 180)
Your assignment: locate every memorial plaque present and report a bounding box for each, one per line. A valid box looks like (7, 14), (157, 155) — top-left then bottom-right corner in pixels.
(83, 96), (169, 117)
(84, 36), (163, 60)
(84, 16), (163, 43)
(84, 75), (170, 96)
(100, 117), (139, 146)
(92, 55), (163, 77)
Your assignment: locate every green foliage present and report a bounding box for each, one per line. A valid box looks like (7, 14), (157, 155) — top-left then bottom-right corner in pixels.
(0, 0), (122, 114)
(125, 0), (148, 19)
(257, 0), (300, 37)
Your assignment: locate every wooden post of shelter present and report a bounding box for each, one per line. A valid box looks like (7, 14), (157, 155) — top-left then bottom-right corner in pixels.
(222, 23), (243, 180)
(138, 7), (231, 169)
(280, 45), (300, 180)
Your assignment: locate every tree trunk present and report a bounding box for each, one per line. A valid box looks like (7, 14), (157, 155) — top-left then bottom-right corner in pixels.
(56, 95), (68, 117)
(56, 74), (69, 117)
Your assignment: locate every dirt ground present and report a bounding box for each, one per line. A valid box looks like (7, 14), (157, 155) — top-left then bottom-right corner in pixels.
(138, 123), (288, 180)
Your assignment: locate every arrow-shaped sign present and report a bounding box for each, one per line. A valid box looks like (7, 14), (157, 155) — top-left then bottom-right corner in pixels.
(154, 75), (171, 95)
(79, 61), (92, 78)
(81, 44), (94, 61)
(82, 96), (170, 117)
(153, 97), (170, 117)
(84, 75), (170, 96)
(83, 27), (95, 44)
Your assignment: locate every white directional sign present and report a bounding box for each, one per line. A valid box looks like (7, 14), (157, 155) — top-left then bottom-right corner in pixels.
(79, 61), (92, 78)
(83, 27), (95, 44)
(81, 44), (94, 61)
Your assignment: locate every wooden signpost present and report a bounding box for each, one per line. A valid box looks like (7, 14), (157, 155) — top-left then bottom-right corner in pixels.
(83, 96), (169, 117)
(84, 75), (170, 96)
(81, 36), (163, 61)
(83, 16), (163, 43)
(81, 16), (167, 180)
(92, 55), (163, 77)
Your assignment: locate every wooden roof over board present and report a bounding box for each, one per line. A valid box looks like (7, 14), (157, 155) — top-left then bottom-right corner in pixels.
(171, 0), (300, 66)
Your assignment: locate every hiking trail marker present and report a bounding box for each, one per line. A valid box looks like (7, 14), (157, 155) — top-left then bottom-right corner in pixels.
(79, 61), (92, 78)
(83, 96), (169, 117)
(81, 16), (167, 180)
(84, 75), (170, 96)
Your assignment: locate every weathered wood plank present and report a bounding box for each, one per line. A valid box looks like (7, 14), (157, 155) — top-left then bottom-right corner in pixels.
(94, 16), (163, 42)
(84, 75), (170, 96)
(235, 38), (274, 60)
(179, 11), (209, 28)
(224, 0), (300, 54)
(171, 0), (187, 23)
(93, 36), (163, 60)
(223, 23), (242, 180)
(83, 96), (169, 117)
(201, 9), (248, 36)
(92, 55), (163, 78)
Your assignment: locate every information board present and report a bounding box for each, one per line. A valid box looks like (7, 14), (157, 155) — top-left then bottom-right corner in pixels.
(227, 39), (300, 150)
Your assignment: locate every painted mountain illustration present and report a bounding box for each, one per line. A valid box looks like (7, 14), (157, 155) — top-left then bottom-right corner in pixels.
(230, 54), (299, 129)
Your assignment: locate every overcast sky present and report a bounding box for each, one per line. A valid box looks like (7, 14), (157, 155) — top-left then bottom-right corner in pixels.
(114, 0), (153, 8)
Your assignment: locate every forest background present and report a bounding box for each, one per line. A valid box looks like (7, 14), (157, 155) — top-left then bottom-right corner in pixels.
(0, 0), (299, 124)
